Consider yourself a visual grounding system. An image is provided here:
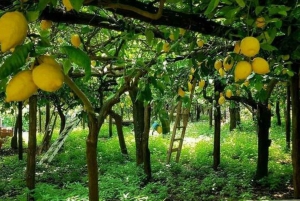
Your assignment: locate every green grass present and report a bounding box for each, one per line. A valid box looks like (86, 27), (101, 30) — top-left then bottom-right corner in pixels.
(0, 114), (293, 200)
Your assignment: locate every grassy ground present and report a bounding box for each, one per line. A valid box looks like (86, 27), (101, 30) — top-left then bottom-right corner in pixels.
(0, 114), (293, 200)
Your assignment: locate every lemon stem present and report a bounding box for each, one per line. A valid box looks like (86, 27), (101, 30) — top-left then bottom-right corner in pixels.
(64, 74), (94, 114)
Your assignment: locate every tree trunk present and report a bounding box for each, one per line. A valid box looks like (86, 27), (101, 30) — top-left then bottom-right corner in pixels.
(130, 89), (145, 165)
(26, 95), (37, 201)
(236, 103), (241, 125)
(56, 102), (66, 134)
(255, 103), (271, 180)
(276, 101), (281, 126)
(213, 104), (221, 170)
(142, 104), (151, 181)
(86, 112), (101, 201)
(108, 115), (113, 137)
(229, 104), (237, 131)
(209, 106), (213, 129)
(10, 116), (18, 149)
(109, 111), (128, 155)
(38, 106), (42, 133)
(286, 84), (291, 150)
(291, 64), (300, 198)
(196, 103), (201, 121)
(45, 102), (50, 133)
(18, 101), (23, 160)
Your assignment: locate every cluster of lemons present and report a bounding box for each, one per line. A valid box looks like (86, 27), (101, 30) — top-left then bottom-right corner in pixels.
(5, 56), (64, 102)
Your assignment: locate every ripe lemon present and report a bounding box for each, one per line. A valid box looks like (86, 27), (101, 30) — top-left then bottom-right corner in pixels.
(179, 28), (186, 35)
(32, 63), (64, 92)
(233, 41), (241, 54)
(197, 39), (204, 48)
(199, 80), (205, 88)
(218, 96), (225, 105)
(189, 75), (193, 81)
(63, 0), (73, 11)
(37, 55), (60, 67)
(234, 61), (252, 81)
(188, 82), (192, 92)
(214, 60), (222, 70)
(163, 42), (170, 52)
(190, 67), (195, 74)
(240, 36), (260, 57)
(251, 57), (270, 75)
(156, 126), (162, 134)
(219, 68), (226, 77)
(178, 87), (185, 97)
(71, 34), (81, 48)
(169, 33), (175, 41)
(40, 20), (52, 30)
(225, 89), (232, 98)
(0, 11), (28, 52)
(5, 70), (38, 102)
(255, 17), (266, 28)
(223, 56), (234, 71)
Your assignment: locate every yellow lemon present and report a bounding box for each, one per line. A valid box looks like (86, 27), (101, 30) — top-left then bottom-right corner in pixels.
(268, 103), (271, 110)
(179, 28), (186, 36)
(188, 82), (192, 92)
(163, 42), (170, 52)
(214, 60), (222, 71)
(197, 39), (204, 48)
(178, 87), (185, 97)
(63, 0), (73, 11)
(199, 80), (205, 88)
(169, 33), (175, 41)
(40, 20), (52, 30)
(223, 56), (234, 71)
(233, 41), (241, 54)
(37, 55), (60, 67)
(240, 36), (260, 57)
(189, 75), (193, 81)
(234, 61), (252, 81)
(91, 60), (96, 67)
(218, 96), (225, 105)
(219, 68), (226, 77)
(251, 57), (270, 75)
(190, 67), (195, 74)
(225, 89), (232, 98)
(255, 17), (266, 28)
(156, 126), (162, 134)
(5, 70), (38, 102)
(0, 11), (28, 52)
(32, 63), (64, 92)
(71, 34), (81, 48)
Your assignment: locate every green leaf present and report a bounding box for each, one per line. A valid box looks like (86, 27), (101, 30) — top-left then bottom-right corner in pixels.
(26, 11), (40, 22)
(70, 0), (84, 11)
(0, 43), (33, 79)
(204, 0), (220, 16)
(255, 6), (265, 15)
(235, 0), (245, 8)
(38, 0), (51, 11)
(0, 78), (9, 92)
(63, 59), (72, 74)
(260, 43), (277, 51)
(60, 46), (91, 80)
(145, 29), (154, 45)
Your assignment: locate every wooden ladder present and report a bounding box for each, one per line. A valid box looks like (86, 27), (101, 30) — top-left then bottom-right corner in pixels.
(167, 80), (196, 163)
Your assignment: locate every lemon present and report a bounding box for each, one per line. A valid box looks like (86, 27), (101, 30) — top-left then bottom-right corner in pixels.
(37, 55), (60, 67)
(267, 104), (271, 110)
(71, 34), (81, 48)
(163, 42), (170, 52)
(281, 55), (290, 61)
(156, 126), (162, 134)
(218, 96), (225, 105)
(188, 82), (192, 92)
(197, 39), (204, 48)
(5, 70), (38, 102)
(233, 41), (241, 54)
(179, 28), (186, 36)
(32, 63), (64, 92)
(40, 20), (52, 30)
(225, 89), (232, 98)
(240, 36), (260, 57)
(214, 60), (222, 70)
(255, 17), (266, 28)
(219, 68), (226, 77)
(190, 67), (195, 74)
(189, 75), (193, 81)
(251, 57), (270, 75)
(199, 80), (205, 88)
(178, 87), (185, 97)
(63, 0), (73, 11)
(234, 61), (252, 81)
(223, 56), (234, 71)
(169, 33), (175, 41)
(0, 11), (28, 52)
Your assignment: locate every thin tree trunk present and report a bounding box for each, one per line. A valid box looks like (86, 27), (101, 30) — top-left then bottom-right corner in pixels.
(18, 101), (23, 160)
(213, 96), (221, 170)
(255, 103), (271, 180)
(143, 104), (151, 181)
(291, 64), (300, 198)
(229, 104), (237, 131)
(10, 116), (18, 149)
(56, 102), (66, 134)
(38, 107), (42, 133)
(286, 84), (291, 150)
(236, 103), (241, 125)
(110, 111), (128, 155)
(45, 102), (50, 133)
(108, 115), (113, 137)
(26, 95), (37, 201)
(276, 101), (281, 126)
(209, 106), (213, 129)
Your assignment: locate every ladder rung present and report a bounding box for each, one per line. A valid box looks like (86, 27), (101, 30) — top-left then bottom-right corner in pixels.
(174, 138), (183, 141)
(171, 148), (179, 152)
